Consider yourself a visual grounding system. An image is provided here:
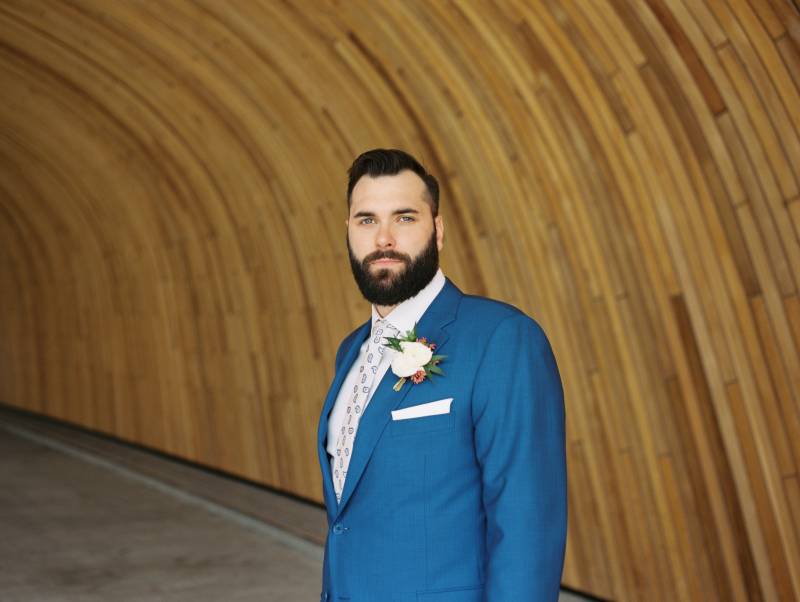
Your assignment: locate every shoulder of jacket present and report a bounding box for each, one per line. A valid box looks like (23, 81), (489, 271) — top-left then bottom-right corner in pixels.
(458, 294), (548, 342)
(459, 293), (534, 322)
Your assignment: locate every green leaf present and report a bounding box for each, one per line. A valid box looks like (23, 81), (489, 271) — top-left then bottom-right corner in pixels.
(428, 365), (445, 376)
(383, 337), (403, 351)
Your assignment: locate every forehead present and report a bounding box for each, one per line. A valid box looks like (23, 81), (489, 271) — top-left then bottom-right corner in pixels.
(349, 171), (429, 214)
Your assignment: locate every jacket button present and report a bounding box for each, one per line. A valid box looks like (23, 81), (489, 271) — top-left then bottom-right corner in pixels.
(332, 523), (344, 534)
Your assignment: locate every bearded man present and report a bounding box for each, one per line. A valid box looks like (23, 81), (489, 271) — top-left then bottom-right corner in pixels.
(317, 148), (567, 601)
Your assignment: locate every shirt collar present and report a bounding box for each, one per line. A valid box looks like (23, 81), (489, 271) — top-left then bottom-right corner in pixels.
(370, 268), (446, 336)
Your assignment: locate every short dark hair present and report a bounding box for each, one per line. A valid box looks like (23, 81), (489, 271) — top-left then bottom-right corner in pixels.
(346, 148), (440, 216)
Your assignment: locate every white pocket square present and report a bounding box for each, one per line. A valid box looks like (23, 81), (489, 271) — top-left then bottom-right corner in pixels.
(391, 398), (453, 421)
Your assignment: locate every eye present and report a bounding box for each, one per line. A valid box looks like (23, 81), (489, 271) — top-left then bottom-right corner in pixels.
(398, 215), (415, 222)
(359, 217), (375, 225)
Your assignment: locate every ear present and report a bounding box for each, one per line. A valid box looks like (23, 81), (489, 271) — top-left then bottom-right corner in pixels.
(435, 215), (444, 251)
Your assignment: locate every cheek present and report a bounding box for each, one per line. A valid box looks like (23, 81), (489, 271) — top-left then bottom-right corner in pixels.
(405, 227), (433, 250)
(348, 231), (370, 257)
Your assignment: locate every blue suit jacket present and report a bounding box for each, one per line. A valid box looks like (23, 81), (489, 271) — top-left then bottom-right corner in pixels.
(317, 278), (567, 601)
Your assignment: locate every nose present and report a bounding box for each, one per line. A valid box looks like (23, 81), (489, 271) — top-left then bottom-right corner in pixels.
(375, 222), (395, 249)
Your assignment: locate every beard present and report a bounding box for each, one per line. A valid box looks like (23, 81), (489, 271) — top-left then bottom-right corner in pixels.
(347, 227), (439, 307)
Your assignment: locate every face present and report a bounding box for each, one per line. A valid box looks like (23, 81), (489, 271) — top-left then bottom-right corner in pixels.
(346, 170), (444, 307)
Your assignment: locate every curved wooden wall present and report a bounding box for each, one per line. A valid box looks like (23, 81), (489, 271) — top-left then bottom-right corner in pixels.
(1, 1), (799, 599)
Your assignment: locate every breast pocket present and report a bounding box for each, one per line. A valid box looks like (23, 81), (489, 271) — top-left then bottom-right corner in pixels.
(389, 407), (455, 437)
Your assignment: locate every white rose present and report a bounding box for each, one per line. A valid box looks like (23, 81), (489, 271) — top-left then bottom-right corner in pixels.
(390, 341), (432, 377)
(400, 341), (433, 365)
(391, 353), (419, 378)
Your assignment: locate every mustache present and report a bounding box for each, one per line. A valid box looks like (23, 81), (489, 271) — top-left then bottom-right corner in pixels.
(363, 250), (410, 265)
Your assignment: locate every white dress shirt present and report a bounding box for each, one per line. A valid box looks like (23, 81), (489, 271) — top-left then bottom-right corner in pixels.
(327, 269), (447, 473)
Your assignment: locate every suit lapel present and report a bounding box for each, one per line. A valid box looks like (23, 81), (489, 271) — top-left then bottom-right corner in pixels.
(334, 279), (462, 515)
(317, 319), (370, 516)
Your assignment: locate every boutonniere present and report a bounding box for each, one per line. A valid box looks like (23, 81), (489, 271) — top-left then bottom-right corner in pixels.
(383, 323), (447, 391)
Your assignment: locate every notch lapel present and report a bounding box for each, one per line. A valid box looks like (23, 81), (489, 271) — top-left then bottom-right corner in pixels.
(317, 319), (370, 516)
(334, 279), (462, 516)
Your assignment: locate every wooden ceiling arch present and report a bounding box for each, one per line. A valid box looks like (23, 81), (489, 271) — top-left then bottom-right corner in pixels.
(2, 1), (800, 599)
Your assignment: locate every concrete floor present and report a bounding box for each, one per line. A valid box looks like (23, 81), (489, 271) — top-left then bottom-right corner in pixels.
(0, 424), (323, 601)
(0, 408), (593, 601)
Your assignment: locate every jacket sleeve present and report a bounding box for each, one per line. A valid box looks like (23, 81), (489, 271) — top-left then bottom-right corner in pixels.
(472, 313), (567, 601)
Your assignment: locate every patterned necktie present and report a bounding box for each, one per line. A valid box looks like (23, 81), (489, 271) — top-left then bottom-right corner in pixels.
(333, 318), (397, 503)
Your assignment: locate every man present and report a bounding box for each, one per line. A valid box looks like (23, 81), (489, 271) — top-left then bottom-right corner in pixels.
(317, 149), (567, 601)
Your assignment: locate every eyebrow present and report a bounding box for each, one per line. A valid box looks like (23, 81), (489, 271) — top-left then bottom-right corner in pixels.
(352, 208), (420, 219)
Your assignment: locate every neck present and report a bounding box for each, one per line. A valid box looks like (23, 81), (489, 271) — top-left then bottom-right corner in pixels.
(375, 303), (397, 318)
